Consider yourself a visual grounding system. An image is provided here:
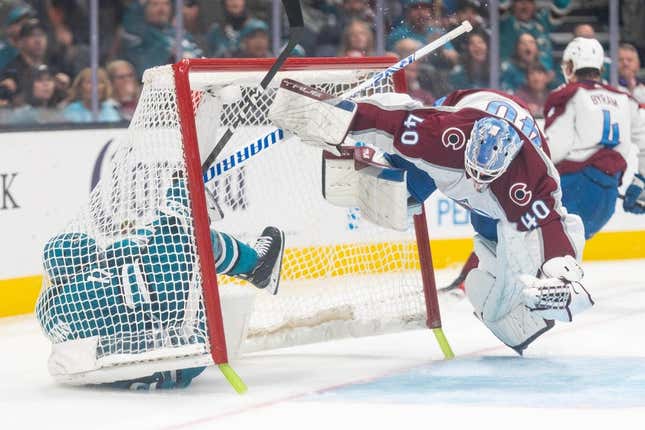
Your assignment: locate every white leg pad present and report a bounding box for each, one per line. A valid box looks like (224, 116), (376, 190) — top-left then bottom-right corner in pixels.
(322, 147), (410, 231)
(464, 268), (495, 315)
(480, 304), (554, 354)
(322, 149), (360, 207)
(466, 268), (553, 354)
(469, 235), (525, 322)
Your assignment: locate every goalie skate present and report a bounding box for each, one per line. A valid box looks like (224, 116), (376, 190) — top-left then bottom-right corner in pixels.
(239, 227), (285, 295)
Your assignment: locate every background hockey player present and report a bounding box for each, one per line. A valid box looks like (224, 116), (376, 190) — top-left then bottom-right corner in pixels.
(36, 180), (285, 390)
(545, 37), (645, 228)
(268, 79), (593, 354)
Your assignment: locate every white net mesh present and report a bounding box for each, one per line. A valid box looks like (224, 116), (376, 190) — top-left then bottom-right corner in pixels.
(35, 59), (429, 382)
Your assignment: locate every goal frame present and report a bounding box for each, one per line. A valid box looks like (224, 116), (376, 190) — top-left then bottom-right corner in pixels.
(171, 57), (453, 393)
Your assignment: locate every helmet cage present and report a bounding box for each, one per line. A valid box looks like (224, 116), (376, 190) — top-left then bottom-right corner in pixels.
(464, 155), (505, 184)
(464, 117), (523, 185)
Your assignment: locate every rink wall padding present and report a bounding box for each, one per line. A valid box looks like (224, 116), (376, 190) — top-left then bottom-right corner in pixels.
(2, 231), (645, 318)
(0, 276), (41, 317)
(1, 128), (645, 318)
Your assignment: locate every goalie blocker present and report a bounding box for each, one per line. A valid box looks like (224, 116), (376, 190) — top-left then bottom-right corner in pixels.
(270, 79), (417, 231)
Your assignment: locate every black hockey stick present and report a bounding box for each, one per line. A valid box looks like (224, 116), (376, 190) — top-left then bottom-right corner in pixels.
(200, 0), (304, 175)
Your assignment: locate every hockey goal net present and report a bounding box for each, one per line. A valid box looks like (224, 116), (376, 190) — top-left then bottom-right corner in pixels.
(36, 57), (449, 388)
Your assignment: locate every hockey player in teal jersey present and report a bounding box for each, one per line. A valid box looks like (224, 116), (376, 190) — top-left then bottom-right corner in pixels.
(36, 180), (285, 390)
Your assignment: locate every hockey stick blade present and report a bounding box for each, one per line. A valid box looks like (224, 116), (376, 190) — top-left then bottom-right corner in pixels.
(201, 1), (304, 174)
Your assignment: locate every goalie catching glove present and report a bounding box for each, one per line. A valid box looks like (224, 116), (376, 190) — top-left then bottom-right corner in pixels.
(268, 79), (357, 148)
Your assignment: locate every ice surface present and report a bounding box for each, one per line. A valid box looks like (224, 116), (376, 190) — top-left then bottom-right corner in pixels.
(1, 260), (644, 429)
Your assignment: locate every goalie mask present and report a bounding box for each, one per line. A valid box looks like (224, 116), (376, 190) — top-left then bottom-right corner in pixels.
(465, 117), (523, 189)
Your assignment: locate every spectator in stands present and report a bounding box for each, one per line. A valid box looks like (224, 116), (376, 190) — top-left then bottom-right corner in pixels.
(339, 19), (374, 57)
(387, 0), (458, 68)
(183, 0), (207, 52)
(107, 60), (140, 121)
(0, 19), (70, 106)
(0, 4), (34, 72)
(499, 0), (571, 73)
(316, 0), (374, 57)
(573, 23), (594, 39)
(445, 0), (486, 54)
(122, 0), (203, 77)
(449, 29), (489, 90)
(62, 67), (122, 123)
(513, 63), (549, 117)
(234, 20), (271, 58)
(43, 0), (93, 77)
(0, 75), (17, 107)
(394, 38), (434, 105)
(618, 43), (645, 103)
(8, 65), (65, 124)
(621, 0), (645, 62)
(500, 32), (553, 93)
(207, 0), (268, 58)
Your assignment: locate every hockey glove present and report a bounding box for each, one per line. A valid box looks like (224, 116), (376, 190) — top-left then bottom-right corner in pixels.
(540, 255), (583, 282)
(623, 173), (645, 214)
(521, 256), (592, 322)
(268, 79), (357, 149)
(520, 275), (593, 322)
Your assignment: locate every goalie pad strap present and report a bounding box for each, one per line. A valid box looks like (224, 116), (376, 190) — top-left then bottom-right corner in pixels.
(268, 79), (357, 147)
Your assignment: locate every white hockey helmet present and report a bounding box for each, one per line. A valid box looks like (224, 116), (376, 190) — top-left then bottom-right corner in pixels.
(561, 37), (604, 81)
(465, 117), (523, 189)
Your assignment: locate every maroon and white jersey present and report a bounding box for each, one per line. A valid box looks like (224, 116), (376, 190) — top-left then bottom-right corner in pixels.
(544, 81), (645, 177)
(440, 89), (547, 153)
(348, 93), (580, 262)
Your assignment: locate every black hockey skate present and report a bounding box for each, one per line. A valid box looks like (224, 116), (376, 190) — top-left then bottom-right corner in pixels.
(439, 252), (479, 297)
(439, 272), (467, 296)
(241, 226), (285, 295)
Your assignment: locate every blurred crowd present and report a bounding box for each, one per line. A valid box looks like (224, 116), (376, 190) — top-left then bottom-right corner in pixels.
(0, 0), (643, 126)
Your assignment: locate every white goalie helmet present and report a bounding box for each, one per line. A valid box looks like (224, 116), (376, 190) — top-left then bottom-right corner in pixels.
(465, 117), (523, 190)
(561, 37), (604, 82)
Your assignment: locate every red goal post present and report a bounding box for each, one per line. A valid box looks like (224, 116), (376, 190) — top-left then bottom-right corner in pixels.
(172, 57), (454, 382)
